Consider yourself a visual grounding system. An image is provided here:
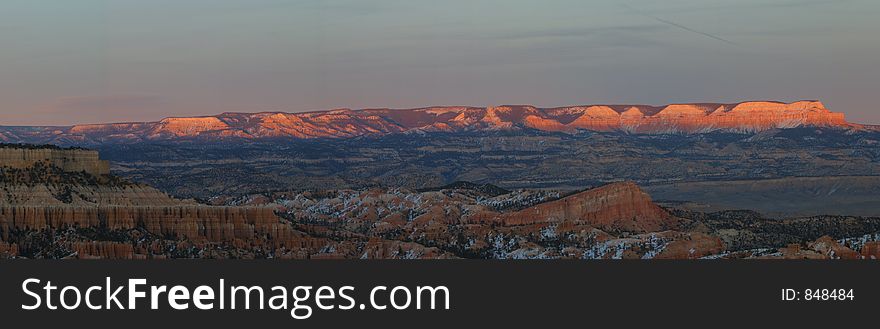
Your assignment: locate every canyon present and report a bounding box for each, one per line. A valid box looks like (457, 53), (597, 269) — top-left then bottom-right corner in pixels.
(0, 100), (865, 145)
(0, 145), (699, 259)
(4, 100), (877, 215)
(2, 145), (879, 259)
(1, 99), (879, 259)
(212, 181), (880, 259)
(79, 125), (880, 218)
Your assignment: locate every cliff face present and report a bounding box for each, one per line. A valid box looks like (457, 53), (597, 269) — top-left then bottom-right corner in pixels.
(0, 148), (301, 258)
(490, 182), (677, 232)
(0, 206), (299, 246)
(620, 101), (847, 133)
(0, 184), (186, 206)
(0, 100), (856, 145)
(1, 146), (175, 206)
(0, 148), (109, 176)
(0, 202), (452, 259)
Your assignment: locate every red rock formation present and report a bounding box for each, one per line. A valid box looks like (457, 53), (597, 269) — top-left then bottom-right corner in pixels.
(151, 117), (232, 137)
(0, 147), (109, 176)
(72, 241), (138, 259)
(860, 241), (880, 259)
(0, 241), (18, 258)
(759, 236), (869, 260)
(0, 206), (290, 244)
(655, 233), (725, 259)
(0, 204), (455, 259)
(770, 243), (828, 259)
(0, 100), (856, 144)
(0, 184), (187, 206)
(808, 236), (861, 260)
(0, 146), (459, 259)
(487, 182), (677, 232)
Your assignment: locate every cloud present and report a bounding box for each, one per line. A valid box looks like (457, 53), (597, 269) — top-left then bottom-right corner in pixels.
(482, 24), (669, 41)
(622, 3), (739, 46)
(397, 24), (668, 42)
(658, 0), (855, 13)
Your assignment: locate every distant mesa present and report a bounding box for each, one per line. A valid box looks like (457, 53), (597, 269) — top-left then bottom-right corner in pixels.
(0, 100), (862, 145)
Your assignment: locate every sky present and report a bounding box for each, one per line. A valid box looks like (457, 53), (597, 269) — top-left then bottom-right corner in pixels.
(1, 0), (879, 125)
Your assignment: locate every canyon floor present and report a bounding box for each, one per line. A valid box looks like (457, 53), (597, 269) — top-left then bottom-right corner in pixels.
(647, 176), (880, 218)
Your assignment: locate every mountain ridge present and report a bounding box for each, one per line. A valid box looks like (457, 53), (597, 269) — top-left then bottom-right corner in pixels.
(0, 100), (862, 144)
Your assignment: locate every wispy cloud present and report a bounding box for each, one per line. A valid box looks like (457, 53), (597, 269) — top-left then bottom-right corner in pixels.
(486, 24), (668, 41)
(622, 3), (739, 46)
(397, 23), (667, 42)
(652, 0), (856, 13)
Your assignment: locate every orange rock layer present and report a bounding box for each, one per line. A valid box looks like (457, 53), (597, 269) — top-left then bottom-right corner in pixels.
(757, 236), (877, 260)
(0, 205), (456, 259)
(471, 182), (678, 232)
(0, 148), (109, 175)
(0, 206), (308, 248)
(0, 100), (855, 143)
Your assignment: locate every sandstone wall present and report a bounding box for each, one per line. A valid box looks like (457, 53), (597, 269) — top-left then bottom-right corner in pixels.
(0, 205), (454, 259)
(0, 205), (301, 246)
(0, 184), (188, 206)
(470, 182), (678, 232)
(0, 148), (109, 176)
(0, 100), (858, 144)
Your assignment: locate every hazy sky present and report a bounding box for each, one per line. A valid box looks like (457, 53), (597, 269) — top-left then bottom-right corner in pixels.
(2, 0), (879, 125)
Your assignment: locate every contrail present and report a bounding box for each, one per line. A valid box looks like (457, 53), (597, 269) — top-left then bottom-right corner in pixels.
(622, 4), (738, 46)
